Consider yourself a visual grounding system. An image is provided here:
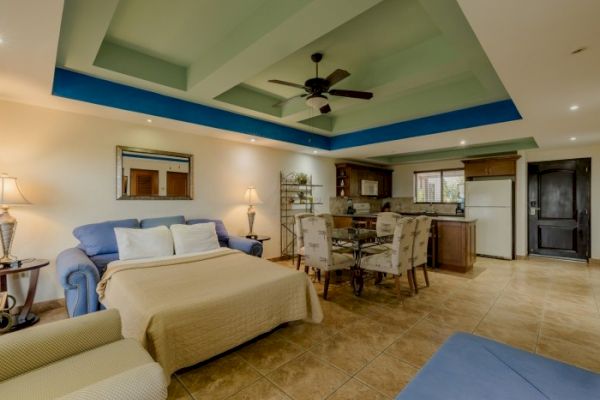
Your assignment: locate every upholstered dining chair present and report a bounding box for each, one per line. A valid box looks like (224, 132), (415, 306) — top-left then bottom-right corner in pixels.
(302, 216), (355, 299)
(360, 217), (418, 299)
(363, 212), (403, 255)
(411, 215), (433, 293)
(294, 212), (313, 272)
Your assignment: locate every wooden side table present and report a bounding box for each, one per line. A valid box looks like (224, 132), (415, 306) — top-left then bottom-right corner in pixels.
(245, 235), (271, 244)
(0, 259), (50, 332)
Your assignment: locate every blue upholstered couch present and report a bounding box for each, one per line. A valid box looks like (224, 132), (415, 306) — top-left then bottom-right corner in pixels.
(56, 215), (262, 317)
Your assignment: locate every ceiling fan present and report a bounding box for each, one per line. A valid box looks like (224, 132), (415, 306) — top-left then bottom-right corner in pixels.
(268, 53), (373, 114)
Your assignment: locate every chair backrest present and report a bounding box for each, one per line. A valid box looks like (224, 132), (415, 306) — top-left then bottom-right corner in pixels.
(413, 216), (432, 267)
(376, 212), (403, 237)
(315, 213), (334, 228)
(390, 217), (417, 274)
(294, 213), (313, 250)
(302, 216), (334, 270)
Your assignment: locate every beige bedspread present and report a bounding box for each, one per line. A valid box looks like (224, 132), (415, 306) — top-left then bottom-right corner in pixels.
(97, 249), (322, 376)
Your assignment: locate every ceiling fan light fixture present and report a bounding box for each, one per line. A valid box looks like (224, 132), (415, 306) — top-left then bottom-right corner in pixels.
(305, 94), (328, 110)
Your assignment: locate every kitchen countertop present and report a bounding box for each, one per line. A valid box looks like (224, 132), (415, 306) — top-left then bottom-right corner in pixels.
(332, 213), (476, 223)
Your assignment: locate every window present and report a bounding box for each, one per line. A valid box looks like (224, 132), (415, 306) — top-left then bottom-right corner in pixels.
(414, 169), (464, 203)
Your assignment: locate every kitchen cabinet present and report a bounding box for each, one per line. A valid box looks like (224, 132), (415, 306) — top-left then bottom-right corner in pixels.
(432, 219), (476, 273)
(336, 163), (392, 198)
(463, 155), (520, 178)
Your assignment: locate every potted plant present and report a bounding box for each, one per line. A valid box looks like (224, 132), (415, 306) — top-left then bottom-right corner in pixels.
(295, 172), (308, 185)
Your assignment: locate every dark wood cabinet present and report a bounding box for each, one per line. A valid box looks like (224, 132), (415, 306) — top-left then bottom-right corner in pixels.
(336, 163), (392, 198)
(463, 155), (519, 178)
(432, 219), (476, 273)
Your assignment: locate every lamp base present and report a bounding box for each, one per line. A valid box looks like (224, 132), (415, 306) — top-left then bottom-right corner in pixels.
(0, 208), (17, 264)
(247, 205), (256, 238)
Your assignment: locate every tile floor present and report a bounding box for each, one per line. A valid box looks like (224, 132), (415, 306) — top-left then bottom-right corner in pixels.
(37, 256), (600, 400)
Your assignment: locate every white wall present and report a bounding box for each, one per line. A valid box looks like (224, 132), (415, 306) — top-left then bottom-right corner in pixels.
(0, 100), (335, 303)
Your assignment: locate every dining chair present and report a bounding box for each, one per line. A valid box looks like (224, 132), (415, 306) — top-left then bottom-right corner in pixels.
(302, 216), (355, 300)
(363, 212), (403, 255)
(294, 212), (313, 272)
(359, 217), (417, 299)
(411, 215), (432, 293)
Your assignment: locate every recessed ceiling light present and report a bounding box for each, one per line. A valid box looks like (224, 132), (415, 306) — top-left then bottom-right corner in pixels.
(312, 150), (318, 154)
(250, 138), (256, 143)
(459, 140), (467, 146)
(570, 137), (577, 141)
(569, 105), (579, 111)
(146, 118), (152, 123)
(0, 37), (4, 45)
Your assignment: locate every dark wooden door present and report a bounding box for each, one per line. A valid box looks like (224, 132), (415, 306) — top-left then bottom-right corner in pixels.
(528, 158), (590, 260)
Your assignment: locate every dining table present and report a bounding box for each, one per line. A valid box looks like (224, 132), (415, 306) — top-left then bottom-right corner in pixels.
(331, 227), (380, 296)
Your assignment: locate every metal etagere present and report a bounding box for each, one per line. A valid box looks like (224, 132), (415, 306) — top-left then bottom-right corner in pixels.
(280, 172), (323, 259)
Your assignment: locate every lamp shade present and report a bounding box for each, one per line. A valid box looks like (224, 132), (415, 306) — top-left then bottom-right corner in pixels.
(243, 186), (263, 205)
(0, 174), (30, 206)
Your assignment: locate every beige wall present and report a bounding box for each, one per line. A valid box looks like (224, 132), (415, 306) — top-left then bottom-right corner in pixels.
(392, 149), (599, 259)
(0, 100), (335, 303)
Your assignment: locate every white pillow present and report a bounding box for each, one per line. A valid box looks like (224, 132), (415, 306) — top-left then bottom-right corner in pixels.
(170, 223), (220, 255)
(114, 225), (174, 261)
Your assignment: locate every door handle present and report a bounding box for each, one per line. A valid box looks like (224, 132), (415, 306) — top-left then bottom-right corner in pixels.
(530, 207), (540, 216)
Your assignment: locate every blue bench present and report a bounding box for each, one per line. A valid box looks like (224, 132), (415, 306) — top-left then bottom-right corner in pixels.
(396, 333), (600, 399)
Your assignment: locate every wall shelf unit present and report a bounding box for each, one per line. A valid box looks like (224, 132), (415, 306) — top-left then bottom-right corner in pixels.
(280, 172), (322, 259)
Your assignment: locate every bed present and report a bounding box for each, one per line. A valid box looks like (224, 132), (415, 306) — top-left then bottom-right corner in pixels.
(97, 248), (322, 376)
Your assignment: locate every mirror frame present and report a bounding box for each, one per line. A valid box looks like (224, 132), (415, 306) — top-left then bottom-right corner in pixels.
(116, 145), (194, 200)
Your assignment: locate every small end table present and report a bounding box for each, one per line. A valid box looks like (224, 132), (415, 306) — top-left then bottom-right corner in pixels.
(0, 258), (50, 332)
(245, 235), (271, 244)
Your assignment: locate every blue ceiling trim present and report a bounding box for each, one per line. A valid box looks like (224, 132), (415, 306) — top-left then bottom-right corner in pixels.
(52, 68), (522, 151)
(330, 99), (522, 150)
(52, 68), (331, 149)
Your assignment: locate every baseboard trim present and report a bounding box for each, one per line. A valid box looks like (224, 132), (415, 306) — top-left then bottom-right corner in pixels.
(516, 255), (529, 260)
(588, 258), (600, 265)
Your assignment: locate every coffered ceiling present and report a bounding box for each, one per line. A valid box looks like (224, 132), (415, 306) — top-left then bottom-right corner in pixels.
(55, 0), (517, 141)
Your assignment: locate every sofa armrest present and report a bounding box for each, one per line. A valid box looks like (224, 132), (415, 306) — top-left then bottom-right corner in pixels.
(57, 247), (101, 317)
(57, 363), (168, 400)
(228, 236), (263, 257)
(0, 309), (122, 382)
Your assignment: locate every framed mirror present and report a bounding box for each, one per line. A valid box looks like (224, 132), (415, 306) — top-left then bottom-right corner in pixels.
(116, 146), (193, 200)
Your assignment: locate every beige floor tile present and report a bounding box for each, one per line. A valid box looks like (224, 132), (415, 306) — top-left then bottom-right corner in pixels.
(167, 377), (193, 400)
(320, 301), (364, 331)
(310, 332), (380, 375)
(339, 318), (405, 350)
(327, 379), (388, 400)
(355, 354), (418, 398)
(473, 318), (539, 352)
(237, 335), (305, 374)
(267, 353), (349, 400)
(385, 319), (455, 368)
(425, 305), (484, 331)
(178, 354), (261, 400)
(274, 321), (338, 350)
(228, 378), (290, 400)
(536, 335), (600, 373)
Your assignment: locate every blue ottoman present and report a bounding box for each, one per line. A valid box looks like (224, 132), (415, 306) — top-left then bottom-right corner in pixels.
(396, 333), (600, 399)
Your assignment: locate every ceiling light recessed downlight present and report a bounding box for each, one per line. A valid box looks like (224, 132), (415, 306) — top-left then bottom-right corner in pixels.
(459, 140), (467, 146)
(146, 118), (153, 123)
(569, 105), (579, 111)
(305, 95), (328, 110)
(312, 150), (318, 154)
(570, 137), (577, 141)
(0, 37), (4, 45)
(250, 138), (256, 143)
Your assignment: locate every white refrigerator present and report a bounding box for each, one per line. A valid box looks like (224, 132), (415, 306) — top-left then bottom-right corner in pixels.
(465, 179), (513, 259)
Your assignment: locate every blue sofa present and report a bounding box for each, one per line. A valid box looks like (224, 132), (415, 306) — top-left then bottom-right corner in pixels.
(396, 333), (600, 399)
(56, 215), (262, 317)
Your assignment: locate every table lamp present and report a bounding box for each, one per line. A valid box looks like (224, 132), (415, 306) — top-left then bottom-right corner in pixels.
(243, 186), (263, 239)
(0, 174), (30, 264)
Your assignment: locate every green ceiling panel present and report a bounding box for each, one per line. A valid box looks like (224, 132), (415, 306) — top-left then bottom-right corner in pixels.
(370, 137), (538, 165)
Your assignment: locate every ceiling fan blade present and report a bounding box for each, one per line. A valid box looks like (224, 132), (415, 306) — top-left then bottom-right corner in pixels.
(329, 89), (373, 100)
(325, 69), (350, 87)
(320, 104), (331, 114)
(268, 79), (307, 90)
(272, 94), (307, 107)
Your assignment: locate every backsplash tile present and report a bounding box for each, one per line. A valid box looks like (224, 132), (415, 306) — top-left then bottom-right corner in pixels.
(330, 197), (457, 215)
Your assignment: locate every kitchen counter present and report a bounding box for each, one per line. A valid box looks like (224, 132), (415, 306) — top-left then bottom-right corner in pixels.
(332, 213), (475, 223)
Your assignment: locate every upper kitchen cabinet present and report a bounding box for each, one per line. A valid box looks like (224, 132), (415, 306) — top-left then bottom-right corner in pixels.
(336, 163), (392, 198)
(462, 155), (520, 178)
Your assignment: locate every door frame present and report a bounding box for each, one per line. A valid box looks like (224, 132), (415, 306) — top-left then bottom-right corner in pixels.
(527, 157), (591, 261)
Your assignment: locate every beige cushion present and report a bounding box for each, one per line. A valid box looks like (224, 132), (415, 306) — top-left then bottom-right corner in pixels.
(0, 309), (122, 381)
(331, 252), (355, 270)
(0, 339), (161, 400)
